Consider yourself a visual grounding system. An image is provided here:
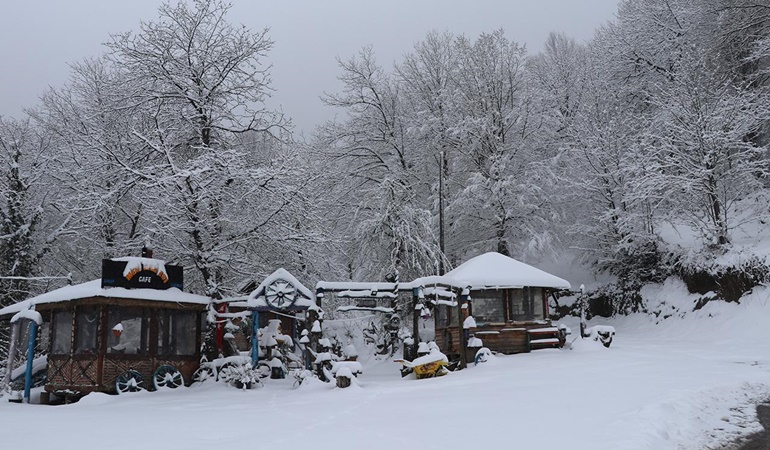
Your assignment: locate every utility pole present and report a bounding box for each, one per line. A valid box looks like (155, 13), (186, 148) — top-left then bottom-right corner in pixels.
(438, 150), (446, 275)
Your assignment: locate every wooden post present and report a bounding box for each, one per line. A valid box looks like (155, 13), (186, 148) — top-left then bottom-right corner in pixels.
(412, 287), (420, 360)
(458, 288), (469, 369)
(250, 309), (259, 367)
(215, 302), (227, 354)
(24, 321), (38, 403)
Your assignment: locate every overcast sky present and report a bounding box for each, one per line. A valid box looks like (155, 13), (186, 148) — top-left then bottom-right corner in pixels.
(0, 0), (620, 134)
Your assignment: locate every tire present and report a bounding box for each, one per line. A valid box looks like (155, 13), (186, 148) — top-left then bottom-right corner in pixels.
(153, 365), (184, 390)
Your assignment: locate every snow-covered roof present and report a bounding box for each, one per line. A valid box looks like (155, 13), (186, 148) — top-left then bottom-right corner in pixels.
(245, 268), (316, 310)
(444, 252), (571, 290)
(0, 279), (212, 317)
(316, 281), (401, 292)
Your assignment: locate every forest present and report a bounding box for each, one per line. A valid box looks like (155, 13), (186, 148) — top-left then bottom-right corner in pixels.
(0, 0), (768, 317)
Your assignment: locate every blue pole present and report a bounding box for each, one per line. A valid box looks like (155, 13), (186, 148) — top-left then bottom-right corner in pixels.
(24, 321), (38, 404)
(251, 310), (259, 368)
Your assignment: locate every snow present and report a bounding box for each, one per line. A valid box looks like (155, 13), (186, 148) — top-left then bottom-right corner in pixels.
(315, 254), (569, 301)
(423, 287), (456, 298)
(529, 338), (560, 344)
(463, 316), (477, 329)
(316, 281), (400, 292)
(337, 305), (394, 314)
(343, 344), (358, 358)
(113, 257), (168, 282)
(2, 284), (770, 450)
(409, 350), (448, 367)
(444, 252), (571, 289)
(331, 361), (363, 376)
(467, 337), (484, 347)
(335, 366), (353, 379)
(10, 355), (47, 380)
(0, 279), (211, 316)
(10, 309), (42, 325)
(336, 290), (397, 299)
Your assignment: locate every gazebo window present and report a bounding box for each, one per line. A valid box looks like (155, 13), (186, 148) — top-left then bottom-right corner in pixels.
(158, 310), (197, 356)
(510, 288), (544, 321)
(51, 310), (73, 355)
(107, 307), (149, 354)
(472, 290), (505, 324)
(436, 304), (459, 327)
(528, 288), (544, 320)
(75, 307), (99, 355)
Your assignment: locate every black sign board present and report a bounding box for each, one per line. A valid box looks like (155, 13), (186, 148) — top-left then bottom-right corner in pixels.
(101, 259), (183, 290)
(355, 298), (377, 308)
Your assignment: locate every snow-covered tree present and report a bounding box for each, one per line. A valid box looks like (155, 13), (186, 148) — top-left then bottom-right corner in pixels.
(98, 0), (309, 297)
(448, 31), (554, 258)
(0, 118), (63, 307)
(33, 57), (148, 275)
(320, 47), (443, 280)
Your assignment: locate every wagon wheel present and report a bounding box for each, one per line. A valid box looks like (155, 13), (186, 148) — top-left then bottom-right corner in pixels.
(153, 364), (184, 390)
(192, 365), (215, 384)
(265, 279), (297, 309)
(115, 369), (145, 394)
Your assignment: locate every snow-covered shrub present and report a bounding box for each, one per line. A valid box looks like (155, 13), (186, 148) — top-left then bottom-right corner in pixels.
(583, 283), (644, 317)
(602, 240), (671, 289)
(677, 255), (769, 303)
(218, 360), (261, 389)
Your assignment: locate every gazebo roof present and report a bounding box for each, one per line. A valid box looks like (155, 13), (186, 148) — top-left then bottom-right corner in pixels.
(0, 279), (212, 317)
(444, 252), (571, 290)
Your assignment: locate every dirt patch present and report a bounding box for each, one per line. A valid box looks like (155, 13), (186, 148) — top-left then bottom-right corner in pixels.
(725, 403), (770, 450)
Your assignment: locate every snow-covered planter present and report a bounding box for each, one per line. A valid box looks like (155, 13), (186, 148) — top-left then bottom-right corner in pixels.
(466, 336), (484, 364)
(335, 366), (354, 388)
(585, 325), (615, 348)
(269, 357), (286, 379)
(474, 347), (492, 365)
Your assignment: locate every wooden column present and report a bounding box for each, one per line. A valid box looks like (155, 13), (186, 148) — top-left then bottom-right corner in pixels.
(411, 287), (420, 360)
(458, 288), (468, 369)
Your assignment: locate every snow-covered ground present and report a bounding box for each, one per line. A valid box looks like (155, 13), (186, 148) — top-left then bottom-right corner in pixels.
(2, 281), (769, 450)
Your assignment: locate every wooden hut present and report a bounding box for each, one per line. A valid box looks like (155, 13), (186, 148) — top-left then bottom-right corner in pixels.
(0, 256), (210, 399)
(431, 252), (571, 360)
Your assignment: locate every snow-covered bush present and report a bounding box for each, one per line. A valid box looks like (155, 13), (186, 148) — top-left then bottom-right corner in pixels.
(677, 255), (769, 303)
(218, 360), (261, 389)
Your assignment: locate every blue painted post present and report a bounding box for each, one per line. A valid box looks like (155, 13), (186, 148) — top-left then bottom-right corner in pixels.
(24, 321), (38, 404)
(251, 310), (259, 368)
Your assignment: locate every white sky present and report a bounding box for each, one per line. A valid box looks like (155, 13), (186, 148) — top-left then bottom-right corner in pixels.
(0, 0), (620, 134)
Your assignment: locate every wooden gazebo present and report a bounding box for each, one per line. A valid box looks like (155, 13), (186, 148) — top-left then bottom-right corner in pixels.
(0, 256), (211, 400)
(427, 252), (571, 360)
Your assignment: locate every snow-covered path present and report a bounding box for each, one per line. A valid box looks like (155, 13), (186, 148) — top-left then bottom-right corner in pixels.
(2, 285), (769, 450)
